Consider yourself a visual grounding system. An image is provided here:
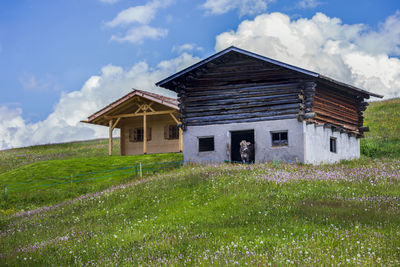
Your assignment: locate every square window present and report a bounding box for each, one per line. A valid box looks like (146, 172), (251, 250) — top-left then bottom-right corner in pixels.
(164, 125), (179, 140)
(199, 137), (214, 152)
(271, 131), (288, 147)
(129, 128), (151, 142)
(330, 137), (337, 153)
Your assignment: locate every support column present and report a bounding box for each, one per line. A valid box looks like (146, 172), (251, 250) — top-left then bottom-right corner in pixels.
(143, 111), (147, 154)
(169, 113), (182, 153)
(179, 128), (183, 152)
(109, 119), (113, 156)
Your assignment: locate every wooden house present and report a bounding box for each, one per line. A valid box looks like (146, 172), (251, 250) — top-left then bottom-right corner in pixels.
(156, 46), (383, 164)
(81, 89), (182, 156)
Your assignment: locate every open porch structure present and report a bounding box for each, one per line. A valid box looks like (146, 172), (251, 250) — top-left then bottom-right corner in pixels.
(81, 89), (182, 156)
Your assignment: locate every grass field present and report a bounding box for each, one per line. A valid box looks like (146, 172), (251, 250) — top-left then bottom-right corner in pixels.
(0, 138), (121, 174)
(0, 98), (399, 265)
(361, 98), (400, 158)
(0, 152), (182, 213)
(1, 159), (399, 265)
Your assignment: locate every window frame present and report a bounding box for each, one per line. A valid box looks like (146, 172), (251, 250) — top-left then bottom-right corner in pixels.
(164, 125), (179, 140)
(270, 131), (289, 147)
(330, 137), (337, 153)
(198, 136), (215, 152)
(128, 127), (151, 143)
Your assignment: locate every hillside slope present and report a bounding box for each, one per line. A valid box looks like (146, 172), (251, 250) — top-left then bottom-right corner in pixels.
(362, 98), (400, 157)
(0, 138), (121, 174)
(0, 153), (182, 211)
(1, 160), (399, 265)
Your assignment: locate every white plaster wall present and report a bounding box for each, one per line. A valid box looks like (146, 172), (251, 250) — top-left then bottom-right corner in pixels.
(183, 119), (305, 163)
(303, 123), (360, 164)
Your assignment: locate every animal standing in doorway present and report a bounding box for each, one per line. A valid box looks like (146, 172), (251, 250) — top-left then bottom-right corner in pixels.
(240, 140), (254, 163)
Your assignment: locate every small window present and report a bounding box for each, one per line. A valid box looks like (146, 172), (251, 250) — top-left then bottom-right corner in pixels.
(330, 137), (337, 153)
(271, 131), (288, 147)
(129, 128), (151, 142)
(199, 137), (214, 152)
(164, 125), (179, 140)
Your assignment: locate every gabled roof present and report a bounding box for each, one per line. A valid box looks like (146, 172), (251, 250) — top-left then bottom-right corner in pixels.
(81, 89), (178, 126)
(156, 46), (383, 98)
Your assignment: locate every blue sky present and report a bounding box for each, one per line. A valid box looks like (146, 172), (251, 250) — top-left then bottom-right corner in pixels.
(0, 0), (399, 149)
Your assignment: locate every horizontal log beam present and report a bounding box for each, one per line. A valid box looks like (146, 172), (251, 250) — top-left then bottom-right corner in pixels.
(185, 82), (300, 97)
(183, 98), (301, 113)
(184, 103), (302, 118)
(105, 110), (178, 119)
(182, 93), (299, 108)
(187, 114), (298, 126)
(184, 89), (300, 103)
(185, 108), (299, 123)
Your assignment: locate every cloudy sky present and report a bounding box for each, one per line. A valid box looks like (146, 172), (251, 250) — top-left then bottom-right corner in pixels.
(0, 0), (399, 149)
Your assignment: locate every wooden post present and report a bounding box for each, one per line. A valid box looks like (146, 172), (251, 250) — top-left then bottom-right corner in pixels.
(143, 111), (147, 154)
(169, 113), (182, 152)
(179, 128), (183, 152)
(109, 119), (113, 156)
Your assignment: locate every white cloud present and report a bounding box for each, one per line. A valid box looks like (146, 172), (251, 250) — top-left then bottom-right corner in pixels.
(0, 53), (199, 150)
(99, 0), (119, 4)
(215, 12), (400, 98)
(111, 25), (168, 44)
(202, 0), (272, 17)
(106, 0), (173, 27)
(172, 43), (204, 54)
(297, 0), (321, 9)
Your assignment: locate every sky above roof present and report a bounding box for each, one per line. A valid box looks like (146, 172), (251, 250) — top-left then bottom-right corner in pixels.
(0, 0), (399, 149)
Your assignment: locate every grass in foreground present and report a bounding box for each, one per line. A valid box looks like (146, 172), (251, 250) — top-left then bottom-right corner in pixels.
(1, 158), (399, 265)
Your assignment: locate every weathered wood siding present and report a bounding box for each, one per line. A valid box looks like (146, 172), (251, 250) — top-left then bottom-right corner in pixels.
(177, 54), (305, 127)
(169, 51), (367, 135)
(307, 83), (367, 134)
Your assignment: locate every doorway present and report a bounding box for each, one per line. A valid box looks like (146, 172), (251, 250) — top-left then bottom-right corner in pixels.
(230, 129), (255, 162)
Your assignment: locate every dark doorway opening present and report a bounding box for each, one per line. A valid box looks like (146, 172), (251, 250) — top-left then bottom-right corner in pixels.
(231, 130), (255, 163)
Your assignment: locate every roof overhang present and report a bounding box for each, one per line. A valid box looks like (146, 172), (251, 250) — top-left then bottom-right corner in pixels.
(81, 89), (178, 127)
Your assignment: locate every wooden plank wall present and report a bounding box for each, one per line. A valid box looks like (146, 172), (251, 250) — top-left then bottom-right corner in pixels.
(177, 54), (305, 127)
(310, 84), (366, 134)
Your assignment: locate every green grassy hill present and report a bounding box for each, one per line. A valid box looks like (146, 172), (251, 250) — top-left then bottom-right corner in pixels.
(0, 98), (399, 265)
(361, 98), (400, 157)
(0, 138), (121, 174)
(1, 160), (399, 265)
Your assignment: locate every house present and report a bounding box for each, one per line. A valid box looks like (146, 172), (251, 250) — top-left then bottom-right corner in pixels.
(81, 89), (182, 156)
(156, 46), (383, 164)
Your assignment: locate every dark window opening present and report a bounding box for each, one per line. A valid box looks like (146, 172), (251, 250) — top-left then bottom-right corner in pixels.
(129, 127), (151, 142)
(199, 137), (214, 152)
(230, 130), (255, 163)
(271, 131), (288, 146)
(164, 125), (179, 140)
(330, 137), (337, 153)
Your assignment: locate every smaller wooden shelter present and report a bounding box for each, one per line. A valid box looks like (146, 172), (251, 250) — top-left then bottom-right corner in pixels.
(81, 89), (182, 156)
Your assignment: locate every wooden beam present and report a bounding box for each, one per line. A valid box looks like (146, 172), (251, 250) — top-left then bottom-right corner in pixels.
(169, 113), (183, 152)
(169, 113), (179, 124)
(111, 117), (121, 131)
(143, 112), (148, 154)
(179, 128), (183, 152)
(109, 120), (113, 156)
(105, 110), (178, 119)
